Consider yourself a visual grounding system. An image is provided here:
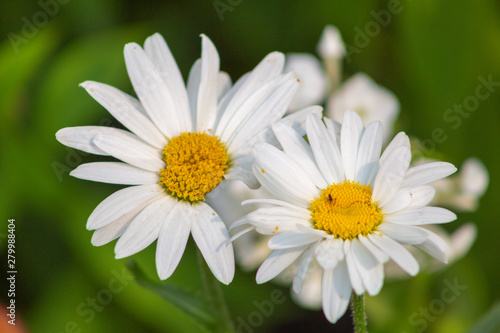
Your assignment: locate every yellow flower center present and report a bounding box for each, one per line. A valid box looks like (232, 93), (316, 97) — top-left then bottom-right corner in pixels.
(308, 180), (384, 240)
(159, 132), (230, 202)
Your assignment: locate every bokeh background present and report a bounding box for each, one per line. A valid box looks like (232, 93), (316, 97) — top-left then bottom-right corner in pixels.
(1, 0), (499, 332)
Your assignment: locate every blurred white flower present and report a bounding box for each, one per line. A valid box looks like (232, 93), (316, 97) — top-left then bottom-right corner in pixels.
(432, 157), (489, 211)
(284, 54), (327, 112)
(385, 223), (477, 279)
(316, 25), (345, 59)
(327, 72), (400, 142)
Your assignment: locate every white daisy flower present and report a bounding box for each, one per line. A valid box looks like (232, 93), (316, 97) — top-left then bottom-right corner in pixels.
(284, 54), (327, 112)
(55, 33), (304, 284)
(327, 72), (400, 142)
(230, 110), (457, 322)
(432, 157), (489, 211)
(316, 25), (345, 60)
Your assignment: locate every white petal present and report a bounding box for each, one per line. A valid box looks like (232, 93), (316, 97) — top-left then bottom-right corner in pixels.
(351, 238), (384, 296)
(384, 207), (457, 225)
(355, 121), (383, 184)
(293, 244), (317, 293)
(93, 133), (164, 172)
(449, 223), (477, 261)
(91, 214), (134, 246)
(217, 71), (232, 101)
(156, 202), (192, 280)
(70, 162), (159, 185)
(414, 229), (448, 263)
(190, 202), (235, 284)
(268, 233), (320, 250)
(187, 58), (202, 130)
(195, 35), (220, 131)
(402, 162), (457, 188)
(377, 223), (428, 245)
(224, 155), (260, 189)
(144, 33), (191, 131)
(344, 240), (365, 295)
(56, 126), (122, 156)
(368, 233), (419, 276)
(306, 113), (345, 184)
(358, 235), (389, 263)
(115, 195), (177, 259)
(124, 43), (189, 137)
(340, 111), (365, 181)
(380, 131), (410, 163)
(226, 73), (299, 151)
(372, 146), (411, 207)
(315, 238), (344, 270)
(247, 207), (311, 235)
(253, 143), (318, 207)
(381, 189), (412, 214)
(87, 184), (164, 230)
(80, 81), (166, 149)
(90, 196), (159, 246)
(272, 122), (327, 188)
(406, 186), (436, 208)
(256, 246), (307, 284)
(241, 105), (323, 151)
(216, 52), (284, 136)
(322, 261), (351, 324)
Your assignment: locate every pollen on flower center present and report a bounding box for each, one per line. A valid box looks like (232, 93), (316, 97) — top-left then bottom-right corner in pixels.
(308, 180), (384, 240)
(159, 132), (230, 202)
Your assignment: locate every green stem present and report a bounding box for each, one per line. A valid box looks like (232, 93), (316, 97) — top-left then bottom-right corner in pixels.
(197, 250), (235, 333)
(351, 293), (368, 333)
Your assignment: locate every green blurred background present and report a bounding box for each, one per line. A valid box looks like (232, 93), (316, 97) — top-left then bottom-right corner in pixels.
(1, 0), (499, 332)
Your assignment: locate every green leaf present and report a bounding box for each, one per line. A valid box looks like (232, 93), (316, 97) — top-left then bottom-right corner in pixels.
(127, 261), (216, 332)
(467, 303), (500, 333)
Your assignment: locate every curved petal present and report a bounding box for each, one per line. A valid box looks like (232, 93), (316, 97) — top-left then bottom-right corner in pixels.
(315, 238), (344, 270)
(355, 121), (383, 184)
(358, 235), (389, 263)
(272, 122), (327, 188)
(70, 162), (159, 185)
(293, 244), (317, 293)
(372, 146), (411, 207)
(87, 184), (164, 230)
(216, 52), (285, 137)
(80, 81), (167, 149)
(190, 202), (235, 284)
(368, 233), (419, 276)
(380, 189), (412, 214)
(322, 261), (351, 324)
(340, 111), (365, 181)
(253, 143), (318, 207)
(406, 186), (436, 208)
(384, 207), (457, 225)
(380, 131), (410, 163)
(226, 73), (299, 152)
(144, 33), (191, 131)
(351, 238), (384, 296)
(196, 35), (220, 131)
(124, 43), (190, 137)
(56, 126), (130, 156)
(187, 58), (202, 130)
(268, 233), (320, 250)
(94, 133), (164, 172)
(344, 240), (365, 295)
(256, 246), (307, 284)
(402, 162), (457, 188)
(306, 113), (344, 184)
(377, 223), (428, 245)
(156, 202), (192, 280)
(114, 195), (177, 259)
